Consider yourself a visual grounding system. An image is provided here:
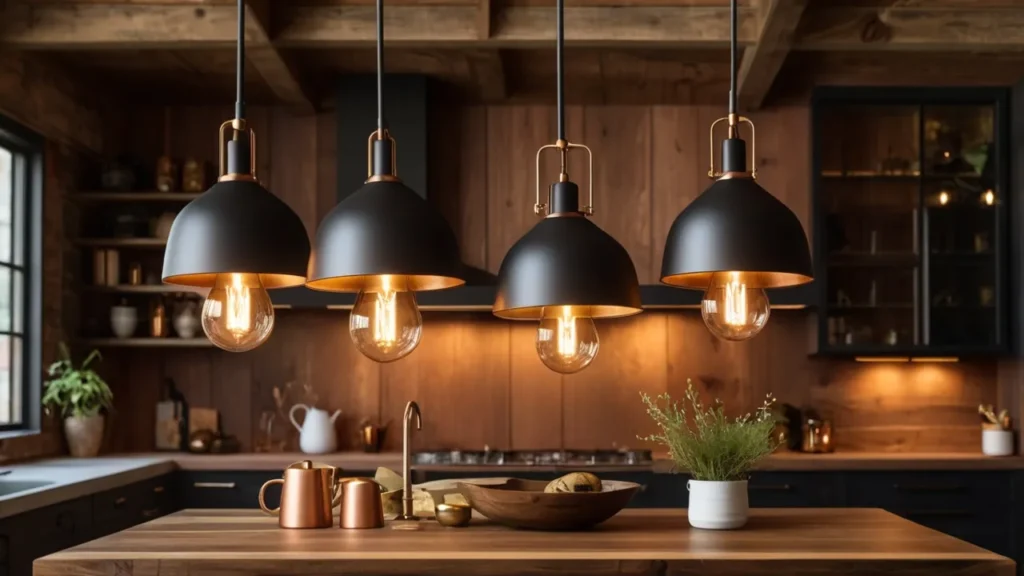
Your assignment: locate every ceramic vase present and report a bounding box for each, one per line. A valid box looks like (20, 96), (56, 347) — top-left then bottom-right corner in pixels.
(687, 479), (748, 530)
(173, 300), (200, 338)
(110, 305), (138, 338)
(64, 414), (104, 458)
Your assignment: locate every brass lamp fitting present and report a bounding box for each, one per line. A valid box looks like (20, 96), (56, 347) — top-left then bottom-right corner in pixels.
(708, 114), (758, 180)
(217, 119), (258, 183)
(534, 140), (594, 216)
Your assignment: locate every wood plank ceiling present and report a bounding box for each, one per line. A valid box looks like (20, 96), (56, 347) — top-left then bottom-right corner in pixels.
(2, 0), (1024, 108)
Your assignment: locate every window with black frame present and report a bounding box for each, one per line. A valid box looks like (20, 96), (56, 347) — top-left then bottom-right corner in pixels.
(0, 116), (42, 431)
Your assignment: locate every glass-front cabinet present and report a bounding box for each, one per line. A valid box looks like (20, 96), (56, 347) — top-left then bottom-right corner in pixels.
(813, 88), (1008, 356)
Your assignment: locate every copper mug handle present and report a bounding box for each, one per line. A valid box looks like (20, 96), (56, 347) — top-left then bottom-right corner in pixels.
(258, 478), (284, 515)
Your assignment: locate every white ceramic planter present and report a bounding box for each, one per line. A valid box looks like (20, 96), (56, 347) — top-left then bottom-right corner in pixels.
(982, 429), (1014, 457)
(687, 479), (749, 530)
(110, 305), (138, 338)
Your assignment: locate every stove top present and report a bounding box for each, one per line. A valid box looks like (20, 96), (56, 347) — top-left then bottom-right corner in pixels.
(412, 449), (653, 467)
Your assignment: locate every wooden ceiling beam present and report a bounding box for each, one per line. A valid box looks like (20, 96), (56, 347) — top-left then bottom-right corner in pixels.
(795, 6), (1024, 51)
(242, 0), (314, 113)
(737, 0), (809, 111)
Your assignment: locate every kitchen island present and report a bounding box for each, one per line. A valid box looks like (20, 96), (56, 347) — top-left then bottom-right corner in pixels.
(34, 508), (1013, 576)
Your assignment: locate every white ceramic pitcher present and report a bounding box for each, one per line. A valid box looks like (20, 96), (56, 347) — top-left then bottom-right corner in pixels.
(289, 404), (341, 454)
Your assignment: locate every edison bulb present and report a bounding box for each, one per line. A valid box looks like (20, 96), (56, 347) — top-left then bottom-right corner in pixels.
(350, 276), (422, 362)
(201, 273), (274, 352)
(536, 306), (599, 374)
(938, 191), (950, 206)
(983, 189), (995, 206)
(701, 272), (770, 341)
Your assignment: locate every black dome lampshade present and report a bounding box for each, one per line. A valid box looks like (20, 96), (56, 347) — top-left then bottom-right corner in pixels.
(306, 155), (464, 292)
(162, 125), (310, 289)
(494, 180), (641, 319)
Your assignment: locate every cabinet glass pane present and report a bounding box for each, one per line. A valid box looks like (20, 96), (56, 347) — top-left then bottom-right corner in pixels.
(820, 105), (920, 349)
(923, 104), (997, 347)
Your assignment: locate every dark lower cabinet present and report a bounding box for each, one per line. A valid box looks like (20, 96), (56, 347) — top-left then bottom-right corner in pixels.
(0, 473), (175, 576)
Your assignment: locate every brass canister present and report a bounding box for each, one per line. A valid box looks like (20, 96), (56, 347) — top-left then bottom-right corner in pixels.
(338, 477), (385, 529)
(259, 461), (341, 529)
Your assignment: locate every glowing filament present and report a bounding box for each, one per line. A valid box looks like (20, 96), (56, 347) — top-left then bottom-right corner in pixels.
(373, 276), (398, 350)
(557, 306), (577, 357)
(225, 273), (252, 335)
(723, 272), (747, 327)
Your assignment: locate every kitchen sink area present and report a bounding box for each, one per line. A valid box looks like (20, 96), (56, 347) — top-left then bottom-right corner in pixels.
(0, 479), (54, 497)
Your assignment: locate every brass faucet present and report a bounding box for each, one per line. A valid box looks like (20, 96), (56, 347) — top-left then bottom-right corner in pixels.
(398, 401), (422, 521)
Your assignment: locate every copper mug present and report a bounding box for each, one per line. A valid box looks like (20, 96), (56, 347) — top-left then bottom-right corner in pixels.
(338, 477), (385, 529)
(259, 461), (342, 529)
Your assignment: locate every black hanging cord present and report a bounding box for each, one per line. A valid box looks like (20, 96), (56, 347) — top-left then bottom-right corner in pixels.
(556, 0), (565, 141)
(235, 0), (246, 120)
(728, 0), (737, 117)
(377, 0), (386, 133)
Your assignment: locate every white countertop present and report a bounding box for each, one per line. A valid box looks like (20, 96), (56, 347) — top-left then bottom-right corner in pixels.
(0, 456), (175, 519)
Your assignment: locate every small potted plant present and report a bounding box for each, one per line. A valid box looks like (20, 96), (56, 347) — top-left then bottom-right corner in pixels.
(43, 344), (113, 458)
(640, 380), (777, 530)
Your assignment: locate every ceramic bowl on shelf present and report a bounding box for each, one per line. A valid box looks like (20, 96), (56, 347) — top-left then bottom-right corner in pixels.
(458, 478), (640, 531)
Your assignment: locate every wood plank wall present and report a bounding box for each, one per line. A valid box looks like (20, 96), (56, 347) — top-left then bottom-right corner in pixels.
(97, 99), (1000, 455)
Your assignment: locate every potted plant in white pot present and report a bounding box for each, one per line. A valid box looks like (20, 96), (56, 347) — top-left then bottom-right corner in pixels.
(43, 344), (113, 458)
(640, 380), (777, 530)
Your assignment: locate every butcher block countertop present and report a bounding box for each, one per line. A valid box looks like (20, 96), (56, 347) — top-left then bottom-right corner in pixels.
(35, 508), (1014, 576)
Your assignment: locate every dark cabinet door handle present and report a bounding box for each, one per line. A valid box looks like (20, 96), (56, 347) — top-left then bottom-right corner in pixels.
(893, 484), (967, 493)
(750, 484), (793, 491)
(141, 508), (161, 519)
(153, 486), (166, 494)
(114, 496), (128, 507)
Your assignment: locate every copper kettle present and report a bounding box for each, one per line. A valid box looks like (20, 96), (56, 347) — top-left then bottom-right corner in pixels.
(338, 477), (385, 529)
(259, 461), (342, 529)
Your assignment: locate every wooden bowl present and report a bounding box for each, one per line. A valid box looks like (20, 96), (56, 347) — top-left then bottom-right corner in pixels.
(457, 478), (640, 531)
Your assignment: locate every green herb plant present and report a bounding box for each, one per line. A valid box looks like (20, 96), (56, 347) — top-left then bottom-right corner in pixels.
(640, 379), (777, 482)
(42, 343), (113, 418)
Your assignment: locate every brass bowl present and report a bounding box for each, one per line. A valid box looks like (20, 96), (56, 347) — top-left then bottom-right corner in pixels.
(434, 503), (472, 527)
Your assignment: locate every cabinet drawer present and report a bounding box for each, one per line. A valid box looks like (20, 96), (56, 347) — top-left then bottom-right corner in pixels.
(845, 472), (1012, 511)
(747, 472), (842, 508)
(178, 471), (283, 509)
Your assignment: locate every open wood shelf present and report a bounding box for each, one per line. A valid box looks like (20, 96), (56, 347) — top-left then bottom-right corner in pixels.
(83, 284), (194, 294)
(75, 238), (166, 248)
(71, 192), (201, 202)
(80, 338), (212, 348)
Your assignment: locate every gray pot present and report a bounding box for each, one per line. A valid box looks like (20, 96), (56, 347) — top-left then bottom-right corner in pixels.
(64, 414), (104, 458)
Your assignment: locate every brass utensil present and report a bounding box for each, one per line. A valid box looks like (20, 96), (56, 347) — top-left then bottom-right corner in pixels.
(338, 477), (385, 529)
(435, 503), (471, 527)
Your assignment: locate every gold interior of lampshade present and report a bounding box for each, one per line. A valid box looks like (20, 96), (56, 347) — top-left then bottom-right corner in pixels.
(163, 272), (306, 289)
(493, 304), (643, 320)
(305, 273), (465, 293)
(661, 270), (814, 290)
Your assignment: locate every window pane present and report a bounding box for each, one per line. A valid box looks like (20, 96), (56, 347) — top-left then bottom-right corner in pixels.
(0, 266), (11, 332)
(10, 336), (20, 426)
(0, 335), (12, 425)
(0, 148), (10, 264)
(12, 269), (22, 333)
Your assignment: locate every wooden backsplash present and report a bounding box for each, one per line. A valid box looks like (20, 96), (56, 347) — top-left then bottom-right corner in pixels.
(101, 311), (999, 454)
(96, 98), (1003, 455)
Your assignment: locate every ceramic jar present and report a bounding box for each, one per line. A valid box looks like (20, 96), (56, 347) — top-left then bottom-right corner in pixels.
(110, 304), (138, 339)
(173, 300), (200, 338)
(687, 479), (749, 530)
(64, 414), (104, 458)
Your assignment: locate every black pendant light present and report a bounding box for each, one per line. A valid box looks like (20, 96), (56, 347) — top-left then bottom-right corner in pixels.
(660, 0), (812, 342)
(492, 0), (641, 374)
(162, 0), (310, 353)
(307, 0), (465, 363)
